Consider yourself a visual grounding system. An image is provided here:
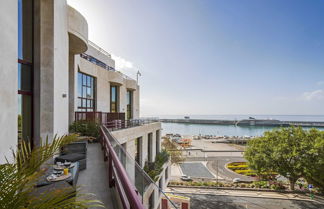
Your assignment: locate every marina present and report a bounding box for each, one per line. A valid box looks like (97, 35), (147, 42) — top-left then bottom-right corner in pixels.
(162, 122), (324, 137)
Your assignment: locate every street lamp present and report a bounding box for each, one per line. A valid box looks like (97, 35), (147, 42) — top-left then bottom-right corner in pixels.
(136, 70), (142, 84)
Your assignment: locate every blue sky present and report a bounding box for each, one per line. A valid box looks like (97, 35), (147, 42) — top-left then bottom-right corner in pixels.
(68, 0), (324, 116)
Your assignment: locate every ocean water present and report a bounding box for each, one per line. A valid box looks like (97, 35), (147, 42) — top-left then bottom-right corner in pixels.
(159, 115), (324, 136)
(158, 115), (324, 121)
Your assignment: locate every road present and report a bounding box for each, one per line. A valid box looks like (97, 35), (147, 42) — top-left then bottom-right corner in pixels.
(206, 157), (254, 182)
(166, 187), (324, 209)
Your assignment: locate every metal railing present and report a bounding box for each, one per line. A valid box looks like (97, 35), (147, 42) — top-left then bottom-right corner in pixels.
(74, 112), (159, 131)
(88, 40), (112, 58)
(100, 126), (144, 209)
(104, 118), (160, 131)
(80, 53), (116, 71)
(100, 125), (178, 209)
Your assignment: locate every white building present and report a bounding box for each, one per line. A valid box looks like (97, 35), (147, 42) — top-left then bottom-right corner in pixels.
(0, 0), (171, 208)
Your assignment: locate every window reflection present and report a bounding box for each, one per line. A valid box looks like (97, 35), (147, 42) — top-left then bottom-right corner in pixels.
(110, 85), (118, 113)
(77, 72), (95, 112)
(126, 90), (133, 120)
(18, 0), (33, 144)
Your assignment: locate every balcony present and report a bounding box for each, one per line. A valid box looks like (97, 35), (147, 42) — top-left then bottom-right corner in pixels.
(80, 53), (116, 71)
(74, 112), (176, 208)
(76, 124), (176, 209)
(74, 111), (159, 131)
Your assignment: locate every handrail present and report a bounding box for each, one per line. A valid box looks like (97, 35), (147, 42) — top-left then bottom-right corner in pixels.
(100, 126), (145, 209)
(88, 40), (111, 58)
(101, 124), (178, 209)
(80, 53), (116, 71)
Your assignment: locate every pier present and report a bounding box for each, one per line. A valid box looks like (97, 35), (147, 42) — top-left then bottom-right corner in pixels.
(160, 118), (324, 128)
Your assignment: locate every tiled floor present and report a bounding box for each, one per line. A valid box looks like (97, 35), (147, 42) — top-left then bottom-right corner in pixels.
(77, 143), (116, 209)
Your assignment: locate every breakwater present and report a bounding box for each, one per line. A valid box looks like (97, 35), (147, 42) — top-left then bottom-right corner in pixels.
(160, 118), (324, 128)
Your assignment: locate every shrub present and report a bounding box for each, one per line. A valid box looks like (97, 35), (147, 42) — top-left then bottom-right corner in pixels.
(69, 120), (100, 138)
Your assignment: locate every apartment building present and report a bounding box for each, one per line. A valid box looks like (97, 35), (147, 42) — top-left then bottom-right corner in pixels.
(0, 0), (172, 208)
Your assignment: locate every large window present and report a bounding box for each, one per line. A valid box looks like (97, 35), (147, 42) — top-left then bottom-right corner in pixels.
(18, 0), (33, 144)
(110, 85), (119, 113)
(77, 72), (95, 112)
(135, 137), (142, 166)
(156, 130), (161, 154)
(148, 133), (153, 162)
(126, 90), (133, 120)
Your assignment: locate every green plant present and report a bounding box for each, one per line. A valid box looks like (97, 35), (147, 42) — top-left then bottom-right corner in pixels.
(0, 135), (103, 209)
(144, 150), (170, 181)
(69, 120), (100, 138)
(245, 126), (324, 190)
(162, 138), (185, 164)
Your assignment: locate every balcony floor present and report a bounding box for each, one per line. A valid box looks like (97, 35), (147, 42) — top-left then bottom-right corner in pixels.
(77, 143), (116, 209)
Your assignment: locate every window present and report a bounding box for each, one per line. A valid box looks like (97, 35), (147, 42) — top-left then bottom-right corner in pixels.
(148, 133), (153, 162)
(77, 72), (95, 112)
(165, 167), (168, 181)
(156, 130), (160, 154)
(135, 137), (142, 166)
(18, 0), (33, 145)
(126, 90), (133, 120)
(110, 85), (119, 112)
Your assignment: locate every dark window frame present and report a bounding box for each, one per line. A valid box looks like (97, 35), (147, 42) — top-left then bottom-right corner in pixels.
(110, 85), (119, 113)
(77, 72), (96, 112)
(126, 90), (133, 120)
(148, 133), (153, 162)
(18, 0), (34, 148)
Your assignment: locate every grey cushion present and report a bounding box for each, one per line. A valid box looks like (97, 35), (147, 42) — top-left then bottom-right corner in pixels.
(55, 153), (85, 162)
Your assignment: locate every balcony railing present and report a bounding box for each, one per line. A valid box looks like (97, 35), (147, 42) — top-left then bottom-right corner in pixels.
(88, 40), (112, 58)
(75, 112), (159, 131)
(100, 125), (177, 209)
(80, 53), (116, 71)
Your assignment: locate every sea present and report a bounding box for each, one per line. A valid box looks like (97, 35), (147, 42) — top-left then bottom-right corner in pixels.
(156, 115), (324, 137)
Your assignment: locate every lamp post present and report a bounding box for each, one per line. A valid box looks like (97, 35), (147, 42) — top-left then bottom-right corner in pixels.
(136, 70), (142, 84)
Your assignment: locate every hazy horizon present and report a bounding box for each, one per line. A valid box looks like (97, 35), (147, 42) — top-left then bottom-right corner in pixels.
(68, 0), (324, 116)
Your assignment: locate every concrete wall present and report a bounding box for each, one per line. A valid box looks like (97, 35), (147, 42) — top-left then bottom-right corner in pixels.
(0, 0), (18, 163)
(34, 0), (55, 143)
(53, 0), (69, 137)
(68, 5), (88, 54)
(75, 55), (140, 116)
(111, 122), (162, 167)
(111, 122), (169, 209)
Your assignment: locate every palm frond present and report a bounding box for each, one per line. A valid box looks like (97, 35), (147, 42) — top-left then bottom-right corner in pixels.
(0, 135), (105, 209)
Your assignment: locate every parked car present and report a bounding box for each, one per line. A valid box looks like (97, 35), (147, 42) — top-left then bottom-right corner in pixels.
(233, 178), (241, 183)
(181, 175), (193, 181)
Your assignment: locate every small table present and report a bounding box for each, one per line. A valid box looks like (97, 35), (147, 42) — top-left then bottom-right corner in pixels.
(36, 162), (79, 187)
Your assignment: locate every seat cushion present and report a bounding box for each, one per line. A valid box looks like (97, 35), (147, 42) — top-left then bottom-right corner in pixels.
(55, 153), (85, 162)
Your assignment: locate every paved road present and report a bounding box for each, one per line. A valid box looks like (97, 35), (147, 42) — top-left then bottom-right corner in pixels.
(204, 157), (254, 182)
(170, 193), (324, 209)
(180, 162), (215, 178)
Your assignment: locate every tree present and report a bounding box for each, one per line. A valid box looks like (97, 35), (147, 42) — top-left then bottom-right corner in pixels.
(161, 137), (185, 164)
(245, 126), (307, 190)
(0, 135), (103, 209)
(302, 129), (324, 193)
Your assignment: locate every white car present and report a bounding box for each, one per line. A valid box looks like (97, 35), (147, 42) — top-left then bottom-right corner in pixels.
(181, 175), (193, 181)
(233, 178), (241, 183)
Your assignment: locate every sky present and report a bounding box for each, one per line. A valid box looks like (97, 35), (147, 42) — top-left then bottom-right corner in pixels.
(67, 0), (324, 116)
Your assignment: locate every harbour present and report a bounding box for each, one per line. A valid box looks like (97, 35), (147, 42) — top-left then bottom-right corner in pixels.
(160, 118), (324, 127)
(161, 120), (324, 137)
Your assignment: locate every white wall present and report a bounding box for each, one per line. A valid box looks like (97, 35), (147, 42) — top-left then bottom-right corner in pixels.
(53, 0), (69, 136)
(0, 0), (18, 163)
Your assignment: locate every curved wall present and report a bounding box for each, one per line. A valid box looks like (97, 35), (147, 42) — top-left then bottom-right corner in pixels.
(68, 6), (88, 54)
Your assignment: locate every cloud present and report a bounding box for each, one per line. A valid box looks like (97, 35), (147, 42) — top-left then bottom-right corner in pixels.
(111, 54), (138, 79)
(111, 54), (134, 70)
(301, 89), (324, 101)
(317, 81), (324, 86)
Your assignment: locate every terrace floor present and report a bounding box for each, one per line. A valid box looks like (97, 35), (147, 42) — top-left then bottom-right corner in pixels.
(77, 143), (116, 209)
